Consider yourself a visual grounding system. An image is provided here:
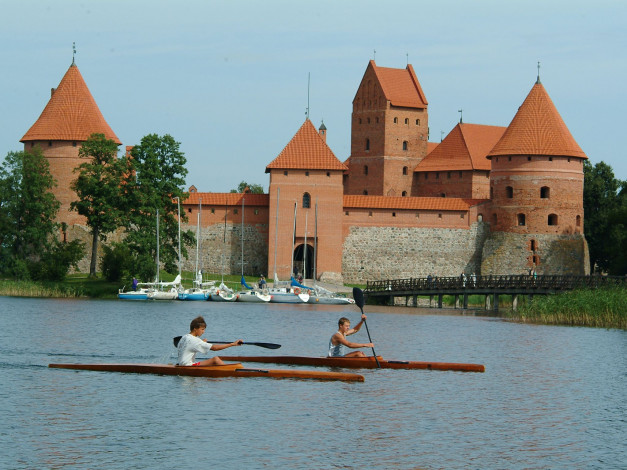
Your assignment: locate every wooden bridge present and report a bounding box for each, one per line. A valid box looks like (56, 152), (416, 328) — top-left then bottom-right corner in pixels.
(364, 274), (627, 310)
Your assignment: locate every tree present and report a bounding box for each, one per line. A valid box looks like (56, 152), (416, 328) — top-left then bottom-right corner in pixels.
(231, 181), (265, 194)
(0, 148), (83, 280)
(583, 160), (626, 273)
(123, 134), (195, 279)
(70, 133), (127, 276)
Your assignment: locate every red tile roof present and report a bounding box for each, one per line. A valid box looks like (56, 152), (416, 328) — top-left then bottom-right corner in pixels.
(415, 123), (505, 172)
(266, 119), (348, 172)
(488, 82), (587, 159)
(368, 61), (428, 108)
(344, 195), (487, 211)
(183, 192), (269, 207)
(21, 64), (121, 144)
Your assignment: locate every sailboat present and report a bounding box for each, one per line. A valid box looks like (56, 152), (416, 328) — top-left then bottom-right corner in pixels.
(235, 197), (272, 303)
(179, 198), (213, 300)
(147, 209), (181, 300)
(267, 193), (309, 303)
(209, 199), (238, 301)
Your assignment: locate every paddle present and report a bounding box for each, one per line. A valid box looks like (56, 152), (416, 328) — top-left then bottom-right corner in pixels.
(173, 336), (281, 349)
(352, 287), (381, 368)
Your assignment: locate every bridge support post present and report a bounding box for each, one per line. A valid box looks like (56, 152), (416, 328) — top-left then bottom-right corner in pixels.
(438, 294), (443, 309)
(485, 295), (491, 310)
(429, 295), (433, 307)
(493, 294), (499, 311)
(512, 294), (518, 311)
(455, 295), (460, 309)
(413, 295), (417, 307)
(463, 293), (468, 309)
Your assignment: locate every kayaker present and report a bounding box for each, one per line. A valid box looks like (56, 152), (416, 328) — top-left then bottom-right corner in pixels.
(177, 316), (243, 366)
(328, 315), (374, 358)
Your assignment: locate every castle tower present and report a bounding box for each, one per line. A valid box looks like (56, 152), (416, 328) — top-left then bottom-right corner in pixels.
(345, 60), (428, 197)
(20, 62), (121, 227)
(482, 77), (589, 275)
(266, 119), (348, 282)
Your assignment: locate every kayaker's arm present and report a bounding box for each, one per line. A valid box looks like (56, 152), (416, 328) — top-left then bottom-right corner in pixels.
(334, 332), (373, 350)
(347, 314), (367, 335)
(210, 340), (244, 351)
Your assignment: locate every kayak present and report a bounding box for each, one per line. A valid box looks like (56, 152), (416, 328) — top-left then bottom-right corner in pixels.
(218, 355), (485, 372)
(48, 362), (364, 382)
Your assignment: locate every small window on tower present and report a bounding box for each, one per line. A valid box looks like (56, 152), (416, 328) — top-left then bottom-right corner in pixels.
(364, 165), (369, 175)
(394, 117), (398, 124)
(416, 119), (420, 125)
(541, 187), (550, 199)
(303, 193), (311, 209)
(403, 166), (408, 175)
(365, 139), (370, 151)
(402, 191), (407, 197)
(506, 186), (513, 198)
(548, 214), (558, 226)
(404, 118), (409, 124)
(402, 141), (408, 151)
(517, 213), (526, 226)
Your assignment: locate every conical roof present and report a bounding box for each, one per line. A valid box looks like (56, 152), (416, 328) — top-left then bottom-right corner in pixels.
(21, 63), (121, 144)
(265, 119), (348, 172)
(488, 82), (586, 159)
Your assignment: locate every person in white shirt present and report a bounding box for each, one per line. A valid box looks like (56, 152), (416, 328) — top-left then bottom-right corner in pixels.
(177, 316), (243, 366)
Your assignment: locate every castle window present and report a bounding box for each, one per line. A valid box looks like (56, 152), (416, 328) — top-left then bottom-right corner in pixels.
(568, 158), (571, 162)
(234, 209), (238, 215)
(416, 119), (420, 125)
(424, 173), (428, 180)
(404, 118), (409, 125)
(528, 156), (532, 161)
(302, 192), (311, 209)
(531, 239), (536, 251)
(403, 166), (408, 175)
(72, 141), (77, 147)
(517, 213), (526, 226)
(369, 211), (373, 217)
(492, 213), (497, 225)
(549, 156), (553, 161)
(540, 186), (550, 198)
(478, 214), (483, 222)
(394, 117), (398, 124)
(490, 187), (494, 199)
(402, 191), (407, 197)
(447, 172), (451, 179)
(459, 171), (463, 178)
(548, 214), (558, 226)
(345, 211), (349, 216)
(365, 139), (370, 151)
(364, 165), (368, 175)
(305, 171), (309, 176)
(576, 215), (581, 227)
(508, 156), (511, 161)
(436, 173), (439, 180)
(392, 212), (396, 217)
(506, 186), (513, 198)
(359, 118), (362, 124)
(211, 208), (215, 214)
(188, 208), (192, 213)
(440, 193), (446, 198)
(402, 141), (408, 151)
(48, 141), (52, 147)
(367, 117), (371, 124)
(363, 190), (368, 195)
(438, 213), (442, 218)
(284, 170), (288, 176)
(254, 209), (259, 215)
(532, 255), (539, 265)
(31, 142), (34, 148)
(376, 117), (379, 123)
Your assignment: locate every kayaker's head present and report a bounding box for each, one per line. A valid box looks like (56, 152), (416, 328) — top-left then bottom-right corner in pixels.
(338, 317), (351, 332)
(190, 316), (207, 336)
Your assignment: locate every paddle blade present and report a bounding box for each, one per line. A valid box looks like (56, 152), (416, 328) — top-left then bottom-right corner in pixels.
(251, 342), (282, 350)
(173, 336), (182, 347)
(352, 287), (364, 310)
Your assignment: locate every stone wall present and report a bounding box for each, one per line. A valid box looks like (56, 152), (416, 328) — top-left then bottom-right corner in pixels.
(480, 231), (589, 275)
(341, 222), (490, 283)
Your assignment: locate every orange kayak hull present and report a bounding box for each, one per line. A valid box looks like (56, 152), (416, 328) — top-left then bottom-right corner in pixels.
(48, 362), (364, 382)
(219, 356), (485, 372)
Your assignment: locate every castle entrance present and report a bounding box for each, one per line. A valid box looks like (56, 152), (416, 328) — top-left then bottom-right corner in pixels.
(293, 244), (314, 280)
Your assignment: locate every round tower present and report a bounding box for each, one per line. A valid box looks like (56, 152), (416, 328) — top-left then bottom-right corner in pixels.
(20, 62), (121, 227)
(482, 76), (589, 275)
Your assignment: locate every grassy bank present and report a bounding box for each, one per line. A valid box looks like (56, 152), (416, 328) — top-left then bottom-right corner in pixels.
(504, 287), (627, 329)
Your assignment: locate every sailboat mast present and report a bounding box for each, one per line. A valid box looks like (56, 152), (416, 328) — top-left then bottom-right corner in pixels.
(156, 209), (160, 283)
(241, 197), (245, 277)
(273, 188), (280, 282)
(314, 200), (318, 285)
(177, 197), (182, 278)
(291, 201), (297, 278)
(195, 199), (201, 276)
(304, 212), (307, 281)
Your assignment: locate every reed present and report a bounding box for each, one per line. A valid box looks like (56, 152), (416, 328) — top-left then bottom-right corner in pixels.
(0, 280), (85, 298)
(505, 287), (627, 329)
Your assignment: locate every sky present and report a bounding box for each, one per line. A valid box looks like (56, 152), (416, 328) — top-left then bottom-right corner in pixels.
(1, 0), (626, 193)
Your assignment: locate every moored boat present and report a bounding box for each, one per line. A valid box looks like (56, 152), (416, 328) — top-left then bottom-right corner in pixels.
(268, 285), (309, 303)
(218, 355), (486, 372)
(48, 362), (364, 382)
(237, 290), (272, 303)
(209, 282), (239, 301)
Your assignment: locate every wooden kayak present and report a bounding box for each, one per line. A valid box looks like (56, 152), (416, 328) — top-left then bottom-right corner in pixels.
(48, 362), (364, 382)
(218, 355), (485, 372)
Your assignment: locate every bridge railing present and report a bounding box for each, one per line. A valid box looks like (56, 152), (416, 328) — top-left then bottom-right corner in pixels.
(366, 274), (627, 293)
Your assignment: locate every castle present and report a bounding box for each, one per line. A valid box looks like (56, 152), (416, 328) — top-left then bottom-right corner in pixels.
(20, 60), (590, 283)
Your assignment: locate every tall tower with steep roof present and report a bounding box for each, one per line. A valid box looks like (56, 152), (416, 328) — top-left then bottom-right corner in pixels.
(482, 79), (589, 274)
(20, 62), (121, 227)
(345, 60), (429, 197)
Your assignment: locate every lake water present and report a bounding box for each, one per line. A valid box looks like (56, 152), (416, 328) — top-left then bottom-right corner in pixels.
(0, 296), (625, 469)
